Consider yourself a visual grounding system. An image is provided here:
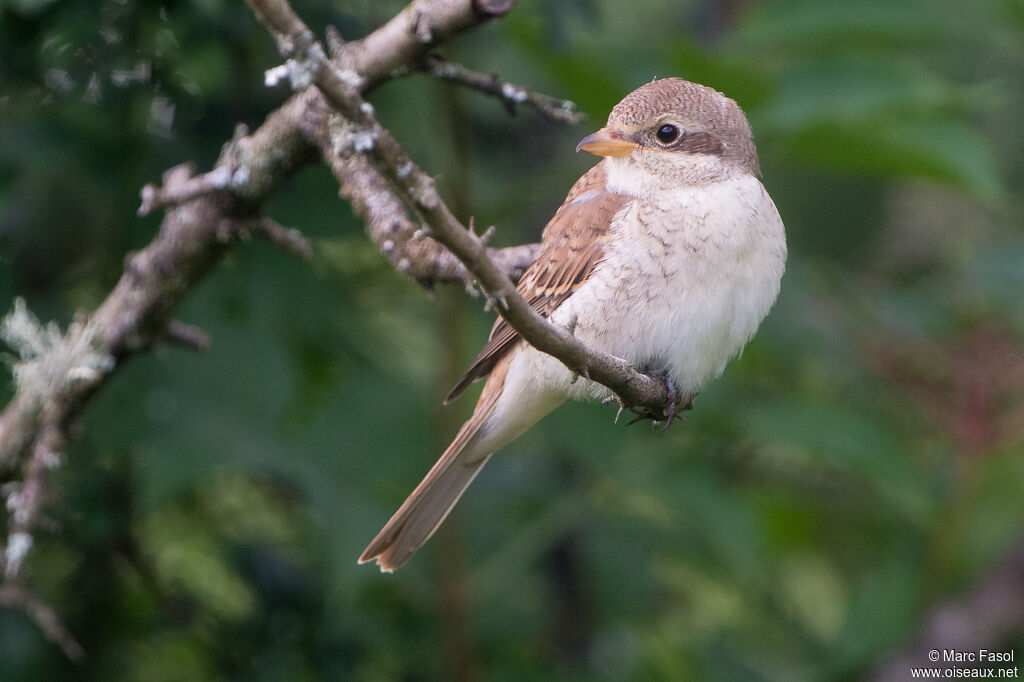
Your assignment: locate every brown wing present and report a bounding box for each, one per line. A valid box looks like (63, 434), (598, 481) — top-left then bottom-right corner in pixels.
(444, 161), (628, 404)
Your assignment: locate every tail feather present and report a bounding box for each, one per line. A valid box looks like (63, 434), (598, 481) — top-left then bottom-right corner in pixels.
(359, 356), (510, 572)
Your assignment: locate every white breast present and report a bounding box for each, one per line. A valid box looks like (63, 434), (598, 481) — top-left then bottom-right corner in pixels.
(534, 166), (787, 401)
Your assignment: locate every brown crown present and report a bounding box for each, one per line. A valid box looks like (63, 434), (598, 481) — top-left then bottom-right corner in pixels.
(609, 78), (760, 176)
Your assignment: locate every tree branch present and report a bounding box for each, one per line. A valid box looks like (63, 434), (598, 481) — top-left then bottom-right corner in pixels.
(0, 0), (525, 473)
(316, 131), (540, 288)
(0, 583), (85, 663)
(246, 0), (672, 412)
(138, 163), (237, 217)
(329, 0), (517, 88)
(419, 54), (585, 125)
(0, 0), (526, 658)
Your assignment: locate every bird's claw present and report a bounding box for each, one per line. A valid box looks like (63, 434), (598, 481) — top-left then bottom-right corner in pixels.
(624, 370), (694, 431)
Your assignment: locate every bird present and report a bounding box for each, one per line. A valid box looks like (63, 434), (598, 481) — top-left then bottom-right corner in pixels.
(359, 78), (787, 572)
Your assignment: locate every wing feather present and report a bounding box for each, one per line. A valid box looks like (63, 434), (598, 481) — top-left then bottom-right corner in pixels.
(444, 162), (627, 403)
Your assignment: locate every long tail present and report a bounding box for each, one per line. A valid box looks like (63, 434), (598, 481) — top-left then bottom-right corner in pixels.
(358, 356), (512, 572)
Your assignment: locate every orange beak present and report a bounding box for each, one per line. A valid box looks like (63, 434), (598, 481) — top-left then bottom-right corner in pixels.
(576, 127), (640, 157)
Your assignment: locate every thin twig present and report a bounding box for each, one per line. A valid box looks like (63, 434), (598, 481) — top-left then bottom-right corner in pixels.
(420, 54), (585, 125)
(0, 583), (86, 663)
(138, 164), (235, 216)
(164, 320), (212, 351)
(251, 217), (314, 259)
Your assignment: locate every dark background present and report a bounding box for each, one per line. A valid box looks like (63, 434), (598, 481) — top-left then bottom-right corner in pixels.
(1, 0), (1023, 679)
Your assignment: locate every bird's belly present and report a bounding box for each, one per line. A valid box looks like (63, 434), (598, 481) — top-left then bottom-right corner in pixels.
(548, 178), (785, 399)
(565, 259), (773, 394)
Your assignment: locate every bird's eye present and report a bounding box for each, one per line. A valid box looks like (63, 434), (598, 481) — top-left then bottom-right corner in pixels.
(656, 124), (680, 145)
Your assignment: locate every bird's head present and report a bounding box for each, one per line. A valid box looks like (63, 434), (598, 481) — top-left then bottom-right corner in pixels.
(577, 78), (759, 183)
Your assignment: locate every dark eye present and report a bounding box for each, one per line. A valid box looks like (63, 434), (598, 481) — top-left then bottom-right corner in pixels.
(656, 124), (680, 145)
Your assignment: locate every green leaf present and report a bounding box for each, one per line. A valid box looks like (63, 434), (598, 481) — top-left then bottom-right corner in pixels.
(781, 119), (1002, 200)
(734, 0), (956, 54)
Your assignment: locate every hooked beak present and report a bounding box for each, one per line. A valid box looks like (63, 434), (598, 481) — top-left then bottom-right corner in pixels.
(576, 127), (640, 157)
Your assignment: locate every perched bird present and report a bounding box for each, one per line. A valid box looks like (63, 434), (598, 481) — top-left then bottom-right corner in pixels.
(360, 78), (787, 572)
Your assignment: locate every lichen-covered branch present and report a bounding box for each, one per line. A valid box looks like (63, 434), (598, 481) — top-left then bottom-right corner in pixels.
(0, 0), (528, 660)
(0, 0), (524, 481)
(330, 0), (517, 88)
(138, 164), (240, 217)
(246, 0), (672, 412)
(316, 131), (540, 287)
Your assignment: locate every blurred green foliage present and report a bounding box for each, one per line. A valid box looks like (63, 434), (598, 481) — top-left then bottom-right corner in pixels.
(2, 0), (1024, 680)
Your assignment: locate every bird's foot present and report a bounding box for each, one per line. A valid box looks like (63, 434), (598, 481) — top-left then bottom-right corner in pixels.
(625, 370), (695, 431)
